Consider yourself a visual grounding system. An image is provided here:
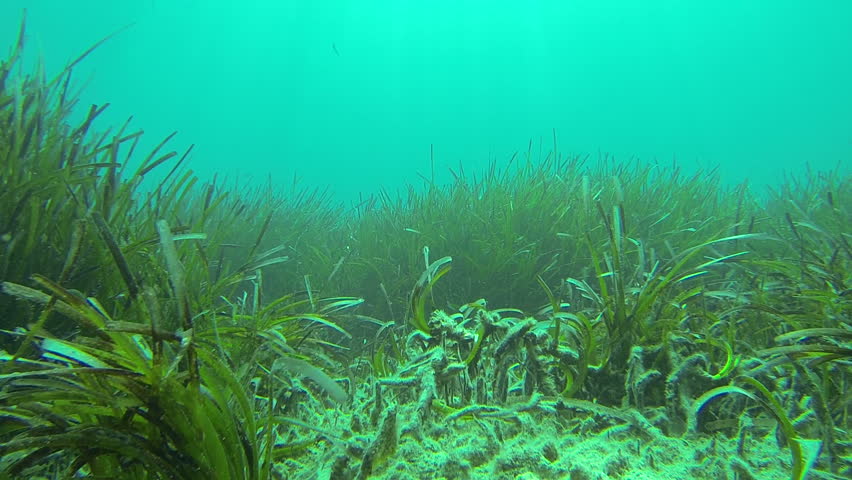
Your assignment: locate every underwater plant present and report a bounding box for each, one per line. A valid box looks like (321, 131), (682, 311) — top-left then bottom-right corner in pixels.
(0, 15), (358, 479)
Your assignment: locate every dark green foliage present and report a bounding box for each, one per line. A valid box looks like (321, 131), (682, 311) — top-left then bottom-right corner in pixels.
(0, 17), (357, 479)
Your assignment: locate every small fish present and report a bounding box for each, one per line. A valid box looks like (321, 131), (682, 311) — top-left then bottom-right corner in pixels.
(332, 43), (340, 57)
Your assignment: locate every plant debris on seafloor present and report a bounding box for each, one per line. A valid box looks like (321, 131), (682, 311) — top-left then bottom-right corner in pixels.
(0, 13), (850, 480)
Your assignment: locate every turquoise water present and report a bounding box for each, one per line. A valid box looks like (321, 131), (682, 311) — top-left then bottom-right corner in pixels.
(2, 0), (850, 201)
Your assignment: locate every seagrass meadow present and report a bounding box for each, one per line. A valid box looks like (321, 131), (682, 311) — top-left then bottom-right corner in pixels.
(1, 18), (851, 480)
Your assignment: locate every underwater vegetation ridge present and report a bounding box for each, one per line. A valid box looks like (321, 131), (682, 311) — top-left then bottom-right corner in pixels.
(0, 17), (850, 480)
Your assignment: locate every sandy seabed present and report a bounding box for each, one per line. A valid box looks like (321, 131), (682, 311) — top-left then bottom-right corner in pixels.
(281, 384), (791, 480)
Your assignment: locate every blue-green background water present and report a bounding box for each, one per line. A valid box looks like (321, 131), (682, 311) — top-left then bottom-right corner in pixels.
(2, 1), (850, 201)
